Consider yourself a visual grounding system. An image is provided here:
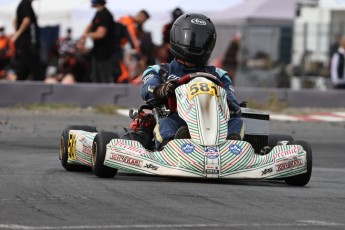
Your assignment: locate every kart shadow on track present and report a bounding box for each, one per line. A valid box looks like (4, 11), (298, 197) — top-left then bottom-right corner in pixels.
(58, 167), (294, 187)
(99, 172), (302, 187)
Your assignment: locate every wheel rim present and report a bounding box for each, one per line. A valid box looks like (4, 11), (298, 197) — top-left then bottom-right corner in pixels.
(92, 141), (97, 167)
(59, 137), (64, 160)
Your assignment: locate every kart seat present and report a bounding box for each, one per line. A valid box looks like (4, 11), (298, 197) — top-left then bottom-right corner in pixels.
(174, 126), (191, 139)
(120, 130), (154, 151)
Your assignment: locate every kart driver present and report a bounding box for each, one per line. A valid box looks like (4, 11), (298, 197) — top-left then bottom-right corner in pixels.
(141, 13), (244, 150)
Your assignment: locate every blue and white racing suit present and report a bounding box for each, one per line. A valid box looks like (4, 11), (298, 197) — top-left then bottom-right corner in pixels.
(140, 60), (244, 149)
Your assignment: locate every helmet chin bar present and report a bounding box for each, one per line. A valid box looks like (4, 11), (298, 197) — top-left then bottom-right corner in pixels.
(176, 59), (198, 67)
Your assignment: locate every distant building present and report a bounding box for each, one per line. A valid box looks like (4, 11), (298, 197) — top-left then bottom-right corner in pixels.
(211, 0), (297, 87)
(293, 0), (345, 66)
(212, 0), (296, 65)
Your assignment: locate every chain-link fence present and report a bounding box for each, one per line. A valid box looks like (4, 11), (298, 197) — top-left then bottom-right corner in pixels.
(212, 24), (293, 88)
(212, 22), (341, 88)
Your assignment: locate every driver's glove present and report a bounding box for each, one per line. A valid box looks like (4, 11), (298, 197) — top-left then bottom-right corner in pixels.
(153, 80), (180, 103)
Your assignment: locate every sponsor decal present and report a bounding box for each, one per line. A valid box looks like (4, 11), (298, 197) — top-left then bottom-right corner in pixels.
(148, 85), (154, 93)
(274, 146), (301, 162)
(205, 147), (219, 159)
(82, 146), (92, 155)
(206, 165), (219, 170)
(181, 143), (195, 154)
(110, 141), (146, 156)
(110, 153), (143, 167)
(261, 167), (273, 176)
(144, 164), (158, 170)
(186, 102), (195, 114)
(229, 85), (235, 93)
(167, 74), (179, 80)
(229, 144), (242, 155)
(276, 157), (303, 172)
(206, 169), (219, 174)
(143, 73), (154, 83)
(80, 137), (92, 155)
(191, 18), (207, 25)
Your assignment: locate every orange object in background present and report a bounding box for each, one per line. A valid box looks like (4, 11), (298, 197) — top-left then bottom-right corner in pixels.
(0, 35), (14, 58)
(118, 16), (140, 52)
(116, 60), (131, 83)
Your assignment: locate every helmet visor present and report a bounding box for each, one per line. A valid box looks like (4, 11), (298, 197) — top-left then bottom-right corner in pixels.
(172, 26), (216, 51)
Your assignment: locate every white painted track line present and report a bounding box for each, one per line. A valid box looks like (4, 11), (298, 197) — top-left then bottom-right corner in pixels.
(308, 115), (345, 122)
(1, 221), (344, 229)
(269, 114), (302, 121)
(117, 109), (130, 117)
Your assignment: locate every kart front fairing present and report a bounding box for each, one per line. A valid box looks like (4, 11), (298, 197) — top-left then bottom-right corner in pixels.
(175, 77), (230, 146)
(103, 138), (307, 179)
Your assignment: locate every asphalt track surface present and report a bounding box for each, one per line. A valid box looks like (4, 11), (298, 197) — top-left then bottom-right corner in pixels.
(0, 109), (344, 230)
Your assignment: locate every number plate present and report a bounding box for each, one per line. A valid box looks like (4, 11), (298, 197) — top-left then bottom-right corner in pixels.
(187, 82), (219, 100)
(68, 133), (77, 160)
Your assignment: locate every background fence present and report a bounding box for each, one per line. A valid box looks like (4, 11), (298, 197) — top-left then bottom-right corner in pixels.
(212, 22), (345, 88)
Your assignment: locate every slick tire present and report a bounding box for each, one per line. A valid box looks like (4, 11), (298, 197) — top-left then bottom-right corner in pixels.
(60, 125), (97, 171)
(92, 131), (118, 178)
(268, 134), (293, 148)
(285, 140), (312, 186)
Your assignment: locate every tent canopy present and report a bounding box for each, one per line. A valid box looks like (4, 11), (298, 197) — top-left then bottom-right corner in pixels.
(0, 0), (86, 23)
(210, 0), (296, 74)
(211, 0), (296, 26)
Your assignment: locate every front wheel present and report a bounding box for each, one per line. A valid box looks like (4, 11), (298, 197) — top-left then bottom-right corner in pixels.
(60, 125), (97, 171)
(285, 140), (312, 186)
(92, 131), (118, 178)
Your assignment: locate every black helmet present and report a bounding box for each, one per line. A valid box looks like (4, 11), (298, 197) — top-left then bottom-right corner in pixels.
(170, 13), (216, 65)
(91, 0), (106, 5)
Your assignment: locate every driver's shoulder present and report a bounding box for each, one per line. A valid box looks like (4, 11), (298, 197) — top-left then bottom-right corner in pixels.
(205, 66), (228, 78)
(143, 65), (161, 76)
(143, 63), (172, 76)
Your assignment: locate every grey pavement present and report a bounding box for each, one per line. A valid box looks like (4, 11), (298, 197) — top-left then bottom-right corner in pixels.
(0, 109), (344, 230)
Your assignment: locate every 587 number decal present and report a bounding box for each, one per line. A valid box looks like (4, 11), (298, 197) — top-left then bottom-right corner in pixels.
(187, 82), (219, 100)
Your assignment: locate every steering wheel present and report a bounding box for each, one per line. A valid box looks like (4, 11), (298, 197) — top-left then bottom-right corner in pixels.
(168, 72), (223, 112)
(178, 72), (223, 87)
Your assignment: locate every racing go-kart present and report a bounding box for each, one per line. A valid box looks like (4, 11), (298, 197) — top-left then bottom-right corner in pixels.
(59, 73), (312, 186)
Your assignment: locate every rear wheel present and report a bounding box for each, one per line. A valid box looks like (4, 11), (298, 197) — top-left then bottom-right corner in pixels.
(60, 125), (97, 171)
(285, 140), (312, 186)
(268, 134), (293, 148)
(92, 131), (118, 178)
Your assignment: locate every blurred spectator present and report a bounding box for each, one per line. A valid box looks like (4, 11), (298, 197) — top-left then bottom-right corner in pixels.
(13, 0), (42, 81)
(119, 10), (150, 52)
(330, 36), (345, 89)
(0, 26), (14, 79)
(82, 0), (115, 83)
(329, 34), (341, 62)
(112, 21), (135, 83)
(162, 7), (183, 62)
(60, 38), (91, 83)
(58, 28), (75, 57)
(45, 38), (91, 84)
(222, 33), (241, 84)
(118, 10), (152, 78)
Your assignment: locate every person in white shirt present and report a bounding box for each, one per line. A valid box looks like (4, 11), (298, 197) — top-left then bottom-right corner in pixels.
(331, 36), (345, 89)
